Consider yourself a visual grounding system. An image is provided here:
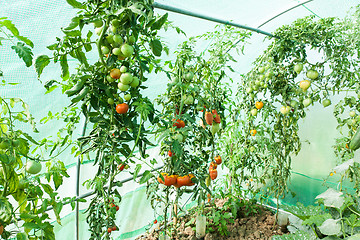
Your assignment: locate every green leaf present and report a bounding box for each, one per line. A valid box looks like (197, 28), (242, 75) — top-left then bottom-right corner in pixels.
(272, 230), (317, 240)
(11, 42), (33, 67)
(139, 170), (153, 184)
(0, 20), (19, 36)
(133, 164), (142, 180)
(303, 213), (332, 226)
(45, 85), (58, 94)
(60, 55), (69, 79)
(149, 39), (162, 57)
(64, 16), (81, 30)
(66, 0), (85, 9)
(151, 13), (168, 31)
(21, 132), (39, 145)
(16, 232), (28, 240)
(15, 35), (34, 47)
(34, 55), (50, 77)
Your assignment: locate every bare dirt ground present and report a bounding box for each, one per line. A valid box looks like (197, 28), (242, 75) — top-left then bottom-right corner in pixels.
(137, 199), (288, 240)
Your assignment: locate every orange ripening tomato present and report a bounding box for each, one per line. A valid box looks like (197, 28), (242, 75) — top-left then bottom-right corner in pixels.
(168, 150), (174, 157)
(177, 175), (191, 187)
(209, 169), (218, 180)
(110, 68), (121, 79)
(173, 119), (185, 128)
(157, 173), (177, 186)
(205, 111), (214, 125)
(250, 129), (257, 136)
(255, 101), (264, 110)
(186, 174), (195, 186)
(346, 143), (349, 149)
(209, 162), (217, 171)
(116, 103), (129, 114)
(214, 156), (222, 165)
(212, 109), (221, 123)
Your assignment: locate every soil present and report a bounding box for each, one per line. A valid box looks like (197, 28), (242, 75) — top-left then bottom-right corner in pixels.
(137, 198), (288, 240)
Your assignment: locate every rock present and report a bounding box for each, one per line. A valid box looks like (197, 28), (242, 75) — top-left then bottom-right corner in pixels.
(265, 215), (275, 225)
(253, 231), (261, 239)
(204, 233), (213, 240)
(184, 226), (194, 236)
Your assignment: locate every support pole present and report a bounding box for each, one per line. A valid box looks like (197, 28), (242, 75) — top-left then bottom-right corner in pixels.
(152, 2), (277, 38)
(75, 111), (90, 240)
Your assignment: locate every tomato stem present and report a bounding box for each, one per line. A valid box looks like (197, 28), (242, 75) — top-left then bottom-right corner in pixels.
(97, 18), (111, 71)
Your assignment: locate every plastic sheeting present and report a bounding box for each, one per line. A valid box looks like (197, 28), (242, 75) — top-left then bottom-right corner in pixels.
(1, 0), (360, 239)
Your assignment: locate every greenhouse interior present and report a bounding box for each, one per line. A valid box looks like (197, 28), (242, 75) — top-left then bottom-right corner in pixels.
(2, 0), (360, 239)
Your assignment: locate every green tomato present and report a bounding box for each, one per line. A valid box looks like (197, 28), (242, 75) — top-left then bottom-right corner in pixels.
(290, 100), (298, 108)
(118, 83), (130, 92)
(322, 99), (331, 107)
(112, 47), (122, 55)
(349, 111), (356, 118)
(211, 123), (220, 135)
(259, 74), (265, 81)
(120, 73), (133, 85)
(113, 34), (123, 44)
(184, 72), (194, 81)
(265, 70), (273, 78)
(106, 34), (114, 44)
(107, 98), (114, 105)
(303, 98), (312, 107)
(130, 77), (140, 88)
(250, 109), (258, 116)
(101, 46), (110, 55)
(110, 25), (117, 33)
(306, 69), (319, 80)
(280, 106), (290, 115)
(18, 178), (29, 190)
(183, 95), (194, 105)
(93, 19), (103, 28)
(124, 94), (131, 101)
(120, 66), (127, 73)
(25, 160), (42, 175)
(106, 75), (115, 83)
(111, 19), (120, 28)
(249, 146), (256, 152)
(128, 35), (136, 44)
(174, 133), (184, 142)
(121, 44), (134, 58)
(258, 66), (265, 74)
(246, 87), (253, 94)
(0, 141), (8, 150)
(294, 63), (303, 74)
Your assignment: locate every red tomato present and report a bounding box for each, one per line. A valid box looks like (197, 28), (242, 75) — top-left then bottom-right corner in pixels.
(173, 119), (185, 128)
(116, 103), (129, 114)
(214, 156), (222, 165)
(168, 150), (174, 157)
(209, 169), (218, 180)
(205, 111), (214, 125)
(212, 109), (221, 123)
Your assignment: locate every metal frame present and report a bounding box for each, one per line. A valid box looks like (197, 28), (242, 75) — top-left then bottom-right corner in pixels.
(152, 2), (277, 38)
(72, 2), (318, 239)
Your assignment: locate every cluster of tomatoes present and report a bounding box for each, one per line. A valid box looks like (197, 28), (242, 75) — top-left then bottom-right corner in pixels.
(208, 155), (222, 181)
(94, 18), (141, 116)
(157, 172), (196, 188)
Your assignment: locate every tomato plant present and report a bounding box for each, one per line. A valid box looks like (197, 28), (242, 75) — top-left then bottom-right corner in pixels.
(222, 10), (360, 213)
(145, 25), (251, 238)
(35, 0), (168, 238)
(0, 18), (71, 240)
